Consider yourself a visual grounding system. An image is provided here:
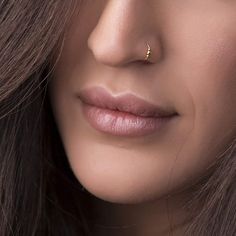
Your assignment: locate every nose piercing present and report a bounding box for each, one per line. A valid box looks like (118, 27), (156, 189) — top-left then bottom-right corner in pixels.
(145, 43), (151, 62)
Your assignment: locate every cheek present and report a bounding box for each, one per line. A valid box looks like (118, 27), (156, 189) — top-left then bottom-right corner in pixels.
(185, 34), (236, 129)
(185, 25), (236, 137)
(170, 15), (236, 173)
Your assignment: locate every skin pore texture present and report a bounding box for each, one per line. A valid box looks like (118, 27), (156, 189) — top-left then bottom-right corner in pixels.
(48, 1), (236, 235)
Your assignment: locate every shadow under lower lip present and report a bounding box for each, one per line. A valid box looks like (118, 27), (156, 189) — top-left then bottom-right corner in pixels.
(81, 103), (177, 137)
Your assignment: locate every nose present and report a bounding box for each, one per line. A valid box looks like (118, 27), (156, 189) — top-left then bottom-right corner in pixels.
(87, 0), (163, 67)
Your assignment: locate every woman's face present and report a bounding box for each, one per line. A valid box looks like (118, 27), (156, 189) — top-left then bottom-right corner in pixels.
(49, 1), (236, 204)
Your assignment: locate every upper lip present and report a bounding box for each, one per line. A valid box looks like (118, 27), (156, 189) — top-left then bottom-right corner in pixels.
(78, 86), (178, 118)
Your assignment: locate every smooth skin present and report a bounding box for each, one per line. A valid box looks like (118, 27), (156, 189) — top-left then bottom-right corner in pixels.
(49, 1), (236, 235)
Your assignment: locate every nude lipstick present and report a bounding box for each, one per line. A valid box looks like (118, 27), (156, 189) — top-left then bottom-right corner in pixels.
(78, 86), (178, 137)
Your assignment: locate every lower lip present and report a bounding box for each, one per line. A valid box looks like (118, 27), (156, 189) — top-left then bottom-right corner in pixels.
(81, 103), (177, 137)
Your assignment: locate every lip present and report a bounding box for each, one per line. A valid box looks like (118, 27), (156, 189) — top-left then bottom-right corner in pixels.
(77, 86), (178, 137)
(78, 86), (177, 118)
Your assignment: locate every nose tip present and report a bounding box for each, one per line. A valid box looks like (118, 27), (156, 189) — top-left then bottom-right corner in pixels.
(88, 34), (145, 66)
(88, 32), (160, 67)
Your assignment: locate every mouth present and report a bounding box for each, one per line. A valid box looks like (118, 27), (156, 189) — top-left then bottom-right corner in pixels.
(77, 86), (179, 137)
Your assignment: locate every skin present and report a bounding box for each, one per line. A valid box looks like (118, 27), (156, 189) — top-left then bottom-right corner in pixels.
(48, 0), (236, 235)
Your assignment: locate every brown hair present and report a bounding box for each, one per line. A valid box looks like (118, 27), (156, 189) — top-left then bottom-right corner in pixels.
(0, 1), (235, 235)
(184, 137), (236, 235)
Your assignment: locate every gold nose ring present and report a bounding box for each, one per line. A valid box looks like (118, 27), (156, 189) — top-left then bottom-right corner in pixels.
(145, 43), (151, 62)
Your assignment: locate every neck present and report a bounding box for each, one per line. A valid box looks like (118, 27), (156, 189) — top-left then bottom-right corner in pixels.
(84, 188), (194, 236)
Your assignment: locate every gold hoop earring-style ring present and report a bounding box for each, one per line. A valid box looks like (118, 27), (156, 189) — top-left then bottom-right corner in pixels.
(145, 43), (151, 62)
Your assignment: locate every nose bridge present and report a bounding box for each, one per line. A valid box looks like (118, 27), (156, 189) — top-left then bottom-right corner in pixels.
(87, 0), (161, 67)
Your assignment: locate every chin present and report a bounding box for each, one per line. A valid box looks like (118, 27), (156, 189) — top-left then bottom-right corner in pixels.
(68, 159), (172, 205)
(79, 180), (163, 204)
